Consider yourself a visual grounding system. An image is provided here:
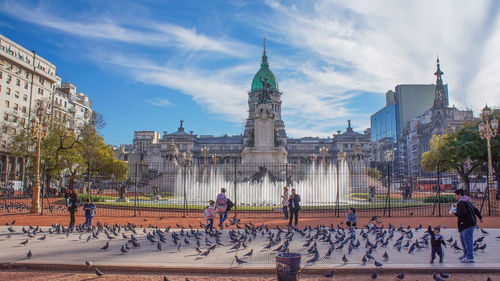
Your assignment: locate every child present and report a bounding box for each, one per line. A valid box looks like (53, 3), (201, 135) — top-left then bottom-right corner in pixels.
(204, 200), (215, 231)
(346, 207), (357, 227)
(83, 198), (96, 227)
(428, 225), (446, 263)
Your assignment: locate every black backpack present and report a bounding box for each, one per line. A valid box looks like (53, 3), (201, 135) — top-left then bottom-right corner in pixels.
(227, 199), (234, 211)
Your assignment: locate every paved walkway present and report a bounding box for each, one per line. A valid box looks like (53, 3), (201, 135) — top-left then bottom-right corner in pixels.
(0, 224), (499, 274)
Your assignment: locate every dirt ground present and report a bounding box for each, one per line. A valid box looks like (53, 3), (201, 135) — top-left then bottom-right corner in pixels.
(1, 212), (500, 229)
(0, 270), (497, 281)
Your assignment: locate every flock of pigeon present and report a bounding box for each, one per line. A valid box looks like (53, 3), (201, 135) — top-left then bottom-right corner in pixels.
(0, 216), (498, 280)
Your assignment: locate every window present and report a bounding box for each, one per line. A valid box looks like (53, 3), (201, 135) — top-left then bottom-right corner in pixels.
(3, 113), (8, 121)
(5, 100), (9, 108)
(38, 88), (43, 95)
(0, 85), (1, 92)
(26, 72), (29, 79)
(15, 91), (19, 98)
(13, 103), (18, 110)
(64, 101), (67, 107)
(6, 88), (10, 95)
(12, 116), (17, 123)
(0, 71), (2, 78)
(16, 78), (20, 86)
(6, 75), (11, 83)
(23, 94), (27, 101)
(22, 106), (26, 113)
(24, 82), (28, 89)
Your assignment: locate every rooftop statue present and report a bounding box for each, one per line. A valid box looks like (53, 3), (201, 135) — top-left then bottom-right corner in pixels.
(258, 76), (272, 104)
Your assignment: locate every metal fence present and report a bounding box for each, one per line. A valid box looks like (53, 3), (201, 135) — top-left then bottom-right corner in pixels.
(0, 161), (497, 218)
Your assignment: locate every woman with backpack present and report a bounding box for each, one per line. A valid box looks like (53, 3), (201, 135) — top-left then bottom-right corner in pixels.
(215, 187), (228, 229)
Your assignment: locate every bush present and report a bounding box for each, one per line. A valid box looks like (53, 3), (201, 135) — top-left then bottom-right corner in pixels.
(421, 194), (455, 203)
(79, 194), (106, 203)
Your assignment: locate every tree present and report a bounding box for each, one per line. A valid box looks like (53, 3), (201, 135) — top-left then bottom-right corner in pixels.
(421, 123), (485, 195)
(7, 102), (127, 193)
(367, 167), (382, 180)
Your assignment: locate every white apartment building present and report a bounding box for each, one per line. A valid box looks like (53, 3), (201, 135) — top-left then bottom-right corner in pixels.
(53, 82), (93, 130)
(0, 34), (93, 183)
(0, 33), (60, 149)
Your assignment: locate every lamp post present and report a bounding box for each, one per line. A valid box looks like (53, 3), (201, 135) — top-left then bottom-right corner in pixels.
(211, 154), (219, 165)
(310, 154), (317, 164)
(201, 146), (209, 166)
(319, 146), (328, 166)
(479, 105), (498, 214)
(29, 101), (48, 214)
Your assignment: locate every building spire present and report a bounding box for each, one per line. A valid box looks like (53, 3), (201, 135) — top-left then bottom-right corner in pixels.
(261, 37), (269, 67)
(433, 56), (448, 108)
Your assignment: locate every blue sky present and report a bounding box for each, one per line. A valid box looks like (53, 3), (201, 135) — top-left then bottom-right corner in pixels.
(1, 0), (499, 145)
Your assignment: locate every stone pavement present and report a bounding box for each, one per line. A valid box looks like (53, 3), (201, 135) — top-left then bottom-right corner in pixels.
(0, 224), (499, 274)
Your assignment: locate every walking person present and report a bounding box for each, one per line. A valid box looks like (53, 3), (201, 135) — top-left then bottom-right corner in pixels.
(288, 188), (301, 227)
(281, 186), (289, 220)
(346, 207), (357, 227)
(204, 200), (215, 231)
(428, 225), (446, 263)
(215, 187), (228, 229)
(451, 189), (482, 263)
(83, 198), (96, 227)
(66, 188), (80, 229)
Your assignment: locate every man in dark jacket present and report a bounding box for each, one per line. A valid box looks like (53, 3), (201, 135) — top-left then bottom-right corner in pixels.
(288, 188), (301, 227)
(451, 189), (482, 263)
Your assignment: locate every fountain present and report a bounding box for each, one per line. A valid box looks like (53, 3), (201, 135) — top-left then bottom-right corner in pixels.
(160, 161), (352, 207)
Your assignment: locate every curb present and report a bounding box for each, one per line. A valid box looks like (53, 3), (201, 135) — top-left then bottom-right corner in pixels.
(1, 262), (500, 275)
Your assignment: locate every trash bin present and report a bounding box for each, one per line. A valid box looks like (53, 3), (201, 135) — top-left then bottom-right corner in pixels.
(276, 252), (301, 281)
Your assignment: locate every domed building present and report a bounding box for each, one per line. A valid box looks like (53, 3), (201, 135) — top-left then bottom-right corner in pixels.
(117, 40), (371, 175)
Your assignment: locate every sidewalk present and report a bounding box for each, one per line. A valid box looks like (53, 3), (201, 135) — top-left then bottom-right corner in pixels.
(1, 223), (499, 276)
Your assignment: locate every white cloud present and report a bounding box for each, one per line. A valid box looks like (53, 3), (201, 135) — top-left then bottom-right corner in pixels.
(0, 1), (251, 57)
(147, 98), (173, 108)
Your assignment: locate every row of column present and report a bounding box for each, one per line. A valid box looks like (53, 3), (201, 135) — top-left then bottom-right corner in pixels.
(0, 153), (25, 183)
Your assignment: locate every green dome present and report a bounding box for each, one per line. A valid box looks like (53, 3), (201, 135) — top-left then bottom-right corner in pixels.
(251, 50), (278, 92)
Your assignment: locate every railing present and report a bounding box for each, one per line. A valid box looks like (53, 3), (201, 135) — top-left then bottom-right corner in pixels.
(0, 161), (496, 218)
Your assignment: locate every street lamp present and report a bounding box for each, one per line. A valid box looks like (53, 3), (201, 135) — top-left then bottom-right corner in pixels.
(479, 105), (499, 214)
(319, 146), (328, 166)
(310, 154), (317, 164)
(211, 154), (219, 165)
(201, 146), (209, 165)
(29, 101), (49, 214)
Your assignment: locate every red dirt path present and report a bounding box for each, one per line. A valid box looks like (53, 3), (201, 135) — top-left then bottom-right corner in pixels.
(2, 212), (500, 229)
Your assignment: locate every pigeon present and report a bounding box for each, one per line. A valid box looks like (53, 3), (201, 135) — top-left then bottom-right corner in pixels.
(439, 271), (451, 279)
(100, 242), (110, 250)
(95, 268), (104, 277)
(324, 270), (335, 278)
(157, 241), (162, 251)
(374, 260), (383, 267)
(371, 271), (378, 280)
(235, 255), (247, 265)
(307, 251), (320, 263)
(20, 239), (28, 245)
(85, 260), (92, 268)
(243, 249), (253, 257)
(382, 251), (389, 260)
(480, 228), (489, 235)
(38, 235), (46, 241)
(120, 244), (128, 254)
(369, 216), (379, 222)
(396, 271), (405, 280)
(26, 250), (32, 259)
(433, 272), (444, 281)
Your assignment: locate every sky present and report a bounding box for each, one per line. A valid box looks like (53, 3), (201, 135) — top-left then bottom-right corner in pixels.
(1, 0), (499, 145)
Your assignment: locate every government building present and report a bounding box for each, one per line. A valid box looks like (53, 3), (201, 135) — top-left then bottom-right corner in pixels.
(115, 44), (371, 173)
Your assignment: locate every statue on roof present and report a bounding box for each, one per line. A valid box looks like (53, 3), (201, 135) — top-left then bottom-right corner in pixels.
(258, 76), (272, 104)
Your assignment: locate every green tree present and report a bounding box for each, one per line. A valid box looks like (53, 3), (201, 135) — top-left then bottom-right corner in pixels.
(367, 167), (382, 180)
(421, 123), (485, 195)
